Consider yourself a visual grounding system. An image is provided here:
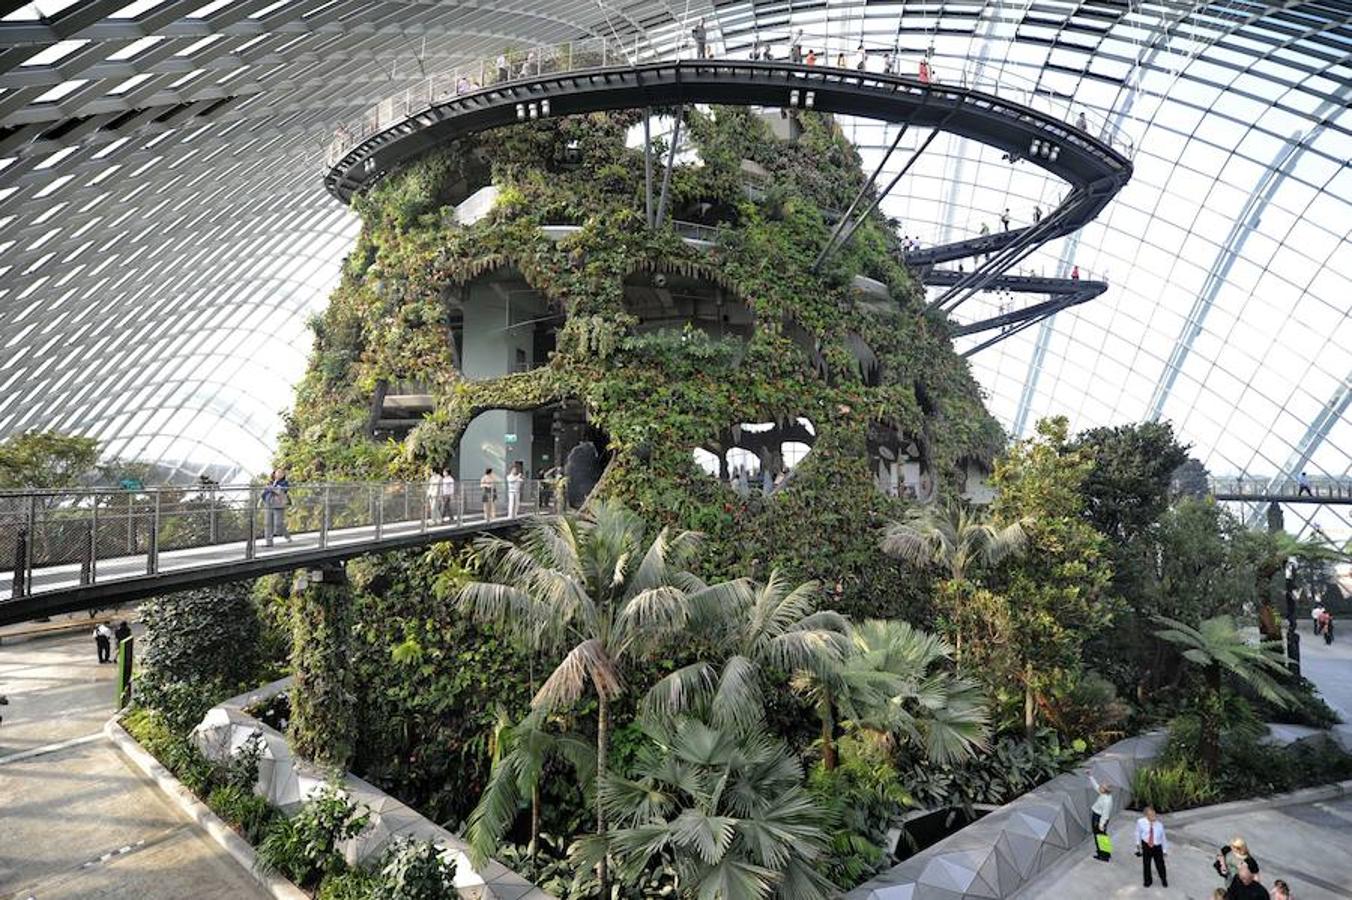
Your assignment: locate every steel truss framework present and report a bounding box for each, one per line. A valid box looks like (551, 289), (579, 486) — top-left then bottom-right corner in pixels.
(0, 1), (1347, 542)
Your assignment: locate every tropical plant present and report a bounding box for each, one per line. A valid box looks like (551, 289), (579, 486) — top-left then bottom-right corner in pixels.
(793, 619), (989, 771)
(0, 429), (99, 489)
(643, 568), (850, 733)
(137, 584), (264, 731)
(289, 567), (358, 769)
(465, 707), (596, 866)
(257, 784), (370, 888)
(1152, 614), (1295, 770)
(576, 716), (835, 900)
(880, 502), (1026, 663)
(458, 500), (719, 898)
(373, 838), (457, 900)
(1129, 759), (1219, 813)
(990, 417), (1114, 735)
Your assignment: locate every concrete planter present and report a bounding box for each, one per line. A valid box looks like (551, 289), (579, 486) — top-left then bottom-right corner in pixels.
(191, 677), (553, 900)
(845, 731), (1167, 900)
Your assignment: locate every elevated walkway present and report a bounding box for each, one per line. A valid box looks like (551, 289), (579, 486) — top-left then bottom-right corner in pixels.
(0, 480), (551, 627)
(1209, 476), (1352, 505)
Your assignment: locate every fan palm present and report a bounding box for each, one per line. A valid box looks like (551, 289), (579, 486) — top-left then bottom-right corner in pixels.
(642, 569), (851, 733)
(793, 619), (989, 770)
(458, 500), (716, 897)
(1152, 614), (1295, 770)
(575, 715), (835, 900)
(465, 707), (596, 867)
(880, 503), (1027, 662)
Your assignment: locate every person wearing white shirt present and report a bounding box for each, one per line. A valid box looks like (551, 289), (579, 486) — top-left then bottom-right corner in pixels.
(506, 462), (524, 518)
(1089, 775), (1113, 860)
(426, 470), (442, 522)
(439, 471), (456, 521)
(1136, 806), (1168, 888)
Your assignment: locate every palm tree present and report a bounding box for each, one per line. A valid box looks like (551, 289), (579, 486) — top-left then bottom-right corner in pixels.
(642, 569), (851, 734)
(458, 500), (716, 898)
(465, 707), (596, 867)
(576, 716), (835, 900)
(793, 619), (989, 771)
(1152, 614), (1295, 770)
(880, 502), (1027, 662)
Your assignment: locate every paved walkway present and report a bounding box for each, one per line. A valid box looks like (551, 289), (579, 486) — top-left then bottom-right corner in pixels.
(1015, 629), (1352, 900)
(0, 629), (268, 899)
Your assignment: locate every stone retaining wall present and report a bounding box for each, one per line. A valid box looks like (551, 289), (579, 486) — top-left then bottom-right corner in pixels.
(846, 731), (1166, 900)
(192, 677), (552, 900)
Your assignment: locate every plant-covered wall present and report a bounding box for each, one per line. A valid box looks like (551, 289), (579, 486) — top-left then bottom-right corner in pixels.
(280, 106), (1001, 618)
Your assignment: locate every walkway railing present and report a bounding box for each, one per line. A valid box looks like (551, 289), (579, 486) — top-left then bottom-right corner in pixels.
(321, 33), (1136, 172)
(1210, 476), (1352, 502)
(0, 479), (557, 600)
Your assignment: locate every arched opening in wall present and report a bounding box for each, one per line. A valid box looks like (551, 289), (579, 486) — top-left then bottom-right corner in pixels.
(456, 401), (611, 509)
(449, 266), (563, 381)
(694, 417), (816, 495)
(623, 269), (754, 344)
(869, 421), (934, 502)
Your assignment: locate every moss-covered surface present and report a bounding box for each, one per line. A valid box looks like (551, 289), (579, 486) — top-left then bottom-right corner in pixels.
(279, 106), (1001, 616)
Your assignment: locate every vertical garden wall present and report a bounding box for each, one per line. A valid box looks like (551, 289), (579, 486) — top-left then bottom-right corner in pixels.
(280, 105), (1002, 619)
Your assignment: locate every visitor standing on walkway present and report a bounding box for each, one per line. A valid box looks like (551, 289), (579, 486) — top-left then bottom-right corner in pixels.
(507, 461), (524, 518)
(1271, 879), (1290, 899)
(94, 622), (113, 664)
(835, 51), (847, 68)
(262, 468), (290, 547)
(1033, 205), (1043, 223)
(790, 29), (803, 63)
(1077, 110), (1088, 131)
(113, 621), (132, 655)
(1227, 862), (1269, 899)
(805, 49), (817, 66)
(918, 58), (931, 83)
(1072, 265), (1081, 281)
(1089, 775), (1113, 860)
(1216, 837), (1260, 887)
(1136, 806), (1168, 888)
(855, 45), (867, 70)
(1297, 472), (1313, 496)
(480, 468), (497, 522)
(439, 469), (456, 521)
(1001, 208), (1011, 230)
(427, 469), (442, 521)
(496, 53), (509, 82)
(692, 19), (707, 60)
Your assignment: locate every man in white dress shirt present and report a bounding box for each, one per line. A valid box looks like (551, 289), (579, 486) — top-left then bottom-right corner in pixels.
(1136, 806), (1168, 888)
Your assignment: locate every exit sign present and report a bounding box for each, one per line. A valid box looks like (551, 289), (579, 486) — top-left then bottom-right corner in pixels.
(505, 433), (518, 443)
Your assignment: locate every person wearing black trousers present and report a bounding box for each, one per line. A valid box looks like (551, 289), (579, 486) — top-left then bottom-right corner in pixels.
(94, 623), (113, 664)
(1136, 806), (1168, 888)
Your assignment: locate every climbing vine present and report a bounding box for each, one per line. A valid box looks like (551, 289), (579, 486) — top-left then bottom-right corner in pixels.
(278, 104), (1001, 613)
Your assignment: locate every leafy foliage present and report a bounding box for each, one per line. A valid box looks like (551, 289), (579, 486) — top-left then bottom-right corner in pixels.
(257, 784), (370, 888)
(576, 715), (835, 900)
(0, 430), (100, 489)
(289, 571), (357, 768)
(137, 584), (265, 732)
(372, 838), (457, 900)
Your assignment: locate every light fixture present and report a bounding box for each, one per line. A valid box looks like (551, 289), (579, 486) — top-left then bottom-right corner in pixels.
(790, 89), (799, 107)
(805, 91), (815, 108)
(541, 99), (550, 116)
(516, 103), (526, 121)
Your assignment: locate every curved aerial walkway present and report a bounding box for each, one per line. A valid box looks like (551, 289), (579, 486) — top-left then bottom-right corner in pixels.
(323, 49), (1132, 352)
(1209, 476), (1352, 505)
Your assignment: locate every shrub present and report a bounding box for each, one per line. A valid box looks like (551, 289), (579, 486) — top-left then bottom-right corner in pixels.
(317, 869), (379, 900)
(122, 707), (215, 795)
(138, 584), (265, 730)
(207, 784), (278, 843)
(257, 784), (369, 888)
(373, 838), (457, 900)
(1130, 760), (1219, 812)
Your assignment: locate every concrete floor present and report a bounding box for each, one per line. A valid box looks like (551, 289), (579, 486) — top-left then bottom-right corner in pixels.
(0, 629), (269, 899)
(1017, 632), (1352, 900)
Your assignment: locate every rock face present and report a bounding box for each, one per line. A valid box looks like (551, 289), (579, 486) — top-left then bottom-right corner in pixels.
(280, 106), (1002, 613)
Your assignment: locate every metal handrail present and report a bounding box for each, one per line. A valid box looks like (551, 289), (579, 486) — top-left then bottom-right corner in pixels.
(0, 478), (558, 601)
(1208, 476), (1352, 499)
(321, 32), (1136, 175)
